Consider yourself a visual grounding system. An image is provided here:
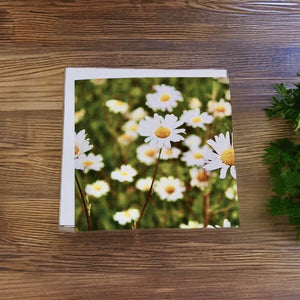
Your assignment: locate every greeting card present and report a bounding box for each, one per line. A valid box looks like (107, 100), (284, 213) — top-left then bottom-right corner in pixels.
(60, 69), (239, 231)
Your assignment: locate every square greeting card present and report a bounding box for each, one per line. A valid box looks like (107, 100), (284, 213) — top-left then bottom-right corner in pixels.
(60, 69), (239, 231)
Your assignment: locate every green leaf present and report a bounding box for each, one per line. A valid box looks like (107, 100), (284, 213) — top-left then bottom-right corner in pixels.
(264, 84), (300, 133)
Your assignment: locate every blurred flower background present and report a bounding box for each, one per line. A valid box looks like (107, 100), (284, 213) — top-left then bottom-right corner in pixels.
(74, 77), (239, 231)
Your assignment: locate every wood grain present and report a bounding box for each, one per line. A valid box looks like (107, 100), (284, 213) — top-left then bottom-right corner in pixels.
(1, 0), (300, 299)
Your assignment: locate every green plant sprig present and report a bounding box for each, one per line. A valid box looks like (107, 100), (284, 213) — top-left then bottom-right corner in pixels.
(264, 83), (300, 239)
(264, 83), (300, 133)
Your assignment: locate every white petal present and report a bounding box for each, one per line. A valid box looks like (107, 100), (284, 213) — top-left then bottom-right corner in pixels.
(145, 136), (152, 143)
(230, 166), (237, 179)
(164, 140), (171, 149)
(75, 159), (83, 170)
(202, 148), (217, 160)
(173, 128), (186, 135)
(223, 219), (231, 228)
(204, 160), (223, 171)
(207, 139), (222, 155)
(220, 165), (229, 179)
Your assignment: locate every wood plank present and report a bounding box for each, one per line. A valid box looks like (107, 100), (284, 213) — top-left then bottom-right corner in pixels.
(1, 269), (300, 300)
(1, 0), (300, 298)
(0, 60), (299, 112)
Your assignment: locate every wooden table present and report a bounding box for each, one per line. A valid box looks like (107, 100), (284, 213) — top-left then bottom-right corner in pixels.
(1, 1), (300, 298)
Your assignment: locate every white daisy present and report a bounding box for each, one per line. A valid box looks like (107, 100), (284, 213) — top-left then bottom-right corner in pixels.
(75, 109), (85, 124)
(122, 120), (139, 134)
(111, 164), (137, 182)
(223, 219), (232, 228)
(75, 153), (104, 173)
(215, 219), (236, 228)
(207, 99), (231, 118)
(138, 113), (185, 149)
(136, 144), (159, 165)
(136, 177), (153, 192)
(113, 208), (140, 225)
(154, 176), (186, 202)
(206, 225), (217, 229)
(106, 99), (129, 114)
(85, 180), (110, 198)
(146, 84), (183, 112)
(127, 107), (148, 121)
(203, 131), (236, 179)
(225, 183), (238, 200)
(74, 129), (93, 159)
(189, 167), (210, 190)
(189, 97), (202, 109)
(117, 132), (138, 145)
(225, 90), (231, 101)
(160, 147), (181, 160)
(184, 134), (202, 149)
(180, 221), (204, 229)
(180, 108), (213, 129)
(181, 146), (210, 167)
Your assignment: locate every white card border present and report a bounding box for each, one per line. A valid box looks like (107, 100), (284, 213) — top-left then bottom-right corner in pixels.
(60, 68), (228, 227)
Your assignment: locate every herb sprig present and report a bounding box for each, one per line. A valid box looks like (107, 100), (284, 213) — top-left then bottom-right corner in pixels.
(264, 83), (300, 239)
(265, 83), (300, 133)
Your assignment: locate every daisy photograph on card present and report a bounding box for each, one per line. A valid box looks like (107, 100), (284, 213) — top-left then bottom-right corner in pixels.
(73, 72), (239, 231)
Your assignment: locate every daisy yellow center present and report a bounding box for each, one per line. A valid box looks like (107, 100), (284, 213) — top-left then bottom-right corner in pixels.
(160, 94), (171, 102)
(129, 125), (138, 131)
(190, 223), (199, 228)
(136, 113), (144, 119)
(193, 152), (203, 160)
(121, 134), (133, 141)
(165, 149), (173, 156)
(75, 145), (79, 156)
(115, 100), (125, 107)
(124, 211), (131, 218)
(143, 184), (151, 190)
(155, 126), (171, 138)
(120, 171), (129, 176)
(94, 184), (102, 191)
(165, 185), (175, 194)
(191, 116), (202, 123)
(221, 148), (235, 166)
(83, 160), (94, 167)
(145, 149), (157, 157)
(215, 105), (226, 113)
(197, 171), (209, 182)
(75, 110), (85, 122)
(190, 98), (201, 106)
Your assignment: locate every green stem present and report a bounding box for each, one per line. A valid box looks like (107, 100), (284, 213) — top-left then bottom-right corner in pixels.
(185, 200), (197, 220)
(75, 172), (92, 230)
(211, 203), (235, 216)
(209, 119), (215, 140)
(204, 194), (210, 227)
(135, 148), (162, 229)
(104, 110), (128, 164)
(205, 118), (214, 141)
(76, 205), (84, 228)
(172, 158), (179, 178)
